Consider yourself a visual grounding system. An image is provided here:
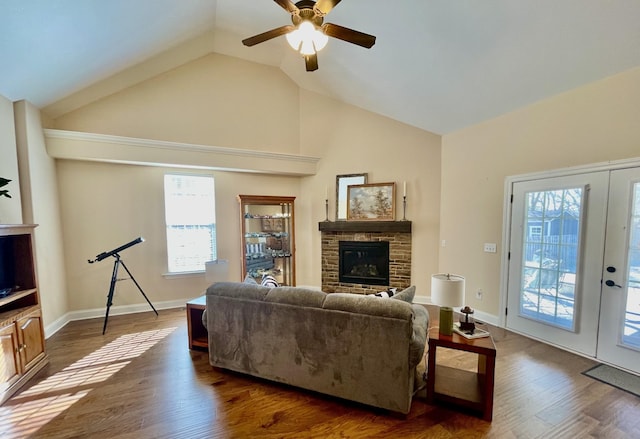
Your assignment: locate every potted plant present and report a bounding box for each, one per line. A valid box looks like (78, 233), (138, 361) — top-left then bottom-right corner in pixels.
(0, 177), (11, 198)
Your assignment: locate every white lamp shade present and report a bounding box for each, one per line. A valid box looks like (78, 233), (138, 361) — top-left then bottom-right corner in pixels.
(205, 259), (229, 283)
(431, 273), (465, 308)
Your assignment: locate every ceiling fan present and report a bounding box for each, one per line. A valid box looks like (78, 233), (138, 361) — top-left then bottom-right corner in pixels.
(242, 0), (376, 72)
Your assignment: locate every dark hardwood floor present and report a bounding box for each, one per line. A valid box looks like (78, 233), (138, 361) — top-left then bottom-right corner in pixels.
(1, 306), (640, 438)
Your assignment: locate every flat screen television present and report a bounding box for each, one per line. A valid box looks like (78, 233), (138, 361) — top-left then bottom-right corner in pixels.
(0, 236), (17, 296)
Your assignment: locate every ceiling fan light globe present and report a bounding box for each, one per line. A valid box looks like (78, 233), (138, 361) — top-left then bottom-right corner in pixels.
(286, 29), (303, 51)
(299, 39), (316, 55)
(313, 31), (329, 51)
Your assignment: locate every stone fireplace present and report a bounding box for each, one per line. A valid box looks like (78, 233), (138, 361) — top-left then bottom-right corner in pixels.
(319, 221), (411, 294)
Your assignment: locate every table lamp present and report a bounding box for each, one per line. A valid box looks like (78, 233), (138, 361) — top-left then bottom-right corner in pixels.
(431, 273), (465, 335)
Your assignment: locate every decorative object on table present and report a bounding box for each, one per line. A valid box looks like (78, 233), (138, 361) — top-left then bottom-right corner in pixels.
(453, 321), (491, 339)
(459, 305), (475, 332)
(431, 273), (465, 335)
(347, 182), (395, 221)
(335, 173), (367, 220)
(0, 177), (11, 198)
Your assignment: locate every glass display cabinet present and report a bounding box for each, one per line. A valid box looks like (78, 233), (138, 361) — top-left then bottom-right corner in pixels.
(238, 195), (295, 286)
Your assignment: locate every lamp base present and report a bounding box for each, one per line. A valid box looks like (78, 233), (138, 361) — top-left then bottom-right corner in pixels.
(439, 306), (454, 336)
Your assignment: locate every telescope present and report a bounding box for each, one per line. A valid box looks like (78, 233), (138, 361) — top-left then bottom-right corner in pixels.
(87, 236), (157, 334)
(88, 237), (144, 263)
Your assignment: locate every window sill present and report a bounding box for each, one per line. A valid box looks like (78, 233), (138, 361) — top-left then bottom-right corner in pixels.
(162, 270), (205, 279)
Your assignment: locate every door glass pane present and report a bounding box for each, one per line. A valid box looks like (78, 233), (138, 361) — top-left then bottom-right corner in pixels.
(520, 188), (583, 330)
(623, 183), (640, 349)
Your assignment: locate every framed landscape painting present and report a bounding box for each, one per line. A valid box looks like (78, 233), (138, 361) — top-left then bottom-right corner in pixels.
(347, 182), (396, 221)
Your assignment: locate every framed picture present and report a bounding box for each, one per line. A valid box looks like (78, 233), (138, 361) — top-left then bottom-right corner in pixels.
(336, 173), (367, 221)
(347, 182), (396, 221)
(261, 218), (284, 232)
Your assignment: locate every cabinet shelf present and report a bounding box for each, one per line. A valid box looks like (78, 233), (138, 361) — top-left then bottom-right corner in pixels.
(238, 195), (296, 286)
(0, 288), (37, 307)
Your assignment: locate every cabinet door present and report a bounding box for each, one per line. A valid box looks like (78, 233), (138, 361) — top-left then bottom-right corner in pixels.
(17, 309), (45, 372)
(0, 324), (20, 392)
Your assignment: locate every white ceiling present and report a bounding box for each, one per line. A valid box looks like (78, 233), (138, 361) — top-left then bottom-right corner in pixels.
(1, 0), (639, 135)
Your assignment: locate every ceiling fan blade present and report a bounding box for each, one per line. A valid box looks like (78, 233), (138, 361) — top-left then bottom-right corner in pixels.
(274, 0), (299, 14)
(314, 0), (342, 15)
(242, 25), (296, 47)
(322, 23), (376, 48)
(305, 53), (318, 72)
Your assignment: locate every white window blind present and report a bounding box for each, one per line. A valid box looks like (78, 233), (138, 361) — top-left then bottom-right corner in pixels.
(164, 174), (216, 273)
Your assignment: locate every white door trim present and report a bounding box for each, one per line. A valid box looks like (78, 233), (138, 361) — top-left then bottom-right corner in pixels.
(499, 156), (640, 328)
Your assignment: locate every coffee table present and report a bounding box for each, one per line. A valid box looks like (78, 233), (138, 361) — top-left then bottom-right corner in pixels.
(426, 326), (496, 421)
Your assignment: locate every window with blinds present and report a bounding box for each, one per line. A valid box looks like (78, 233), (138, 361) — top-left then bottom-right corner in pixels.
(164, 174), (216, 273)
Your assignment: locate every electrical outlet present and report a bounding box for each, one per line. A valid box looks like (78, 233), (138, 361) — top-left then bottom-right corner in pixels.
(476, 289), (483, 300)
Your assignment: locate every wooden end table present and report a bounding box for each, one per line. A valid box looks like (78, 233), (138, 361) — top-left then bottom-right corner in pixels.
(426, 326), (496, 421)
(186, 295), (208, 350)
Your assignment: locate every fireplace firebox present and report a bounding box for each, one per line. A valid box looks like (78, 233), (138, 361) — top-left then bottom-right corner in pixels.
(339, 241), (390, 286)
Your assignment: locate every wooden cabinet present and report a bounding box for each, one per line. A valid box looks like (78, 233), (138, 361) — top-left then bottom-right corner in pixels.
(0, 224), (47, 404)
(238, 195), (295, 286)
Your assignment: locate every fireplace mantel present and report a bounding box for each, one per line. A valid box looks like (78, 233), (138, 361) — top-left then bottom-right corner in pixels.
(318, 221), (411, 233)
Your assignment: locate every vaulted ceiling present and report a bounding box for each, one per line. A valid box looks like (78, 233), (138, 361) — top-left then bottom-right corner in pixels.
(1, 0), (639, 135)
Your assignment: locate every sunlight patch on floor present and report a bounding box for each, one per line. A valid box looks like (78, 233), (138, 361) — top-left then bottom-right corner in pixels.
(0, 327), (176, 439)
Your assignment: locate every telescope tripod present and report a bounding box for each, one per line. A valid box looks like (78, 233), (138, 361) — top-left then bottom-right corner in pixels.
(102, 253), (158, 334)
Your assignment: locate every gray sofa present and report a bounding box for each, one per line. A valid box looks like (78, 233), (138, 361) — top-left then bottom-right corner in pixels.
(203, 282), (429, 414)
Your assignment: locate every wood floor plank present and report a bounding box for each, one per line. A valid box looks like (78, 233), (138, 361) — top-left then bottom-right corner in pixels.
(1, 306), (639, 438)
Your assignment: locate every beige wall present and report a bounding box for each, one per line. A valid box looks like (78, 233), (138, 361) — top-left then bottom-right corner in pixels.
(441, 66), (640, 320)
(50, 52), (443, 314)
(14, 100), (68, 332)
(297, 89), (442, 294)
(0, 94), (22, 224)
(53, 53), (300, 153)
(56, 160), (298, 312)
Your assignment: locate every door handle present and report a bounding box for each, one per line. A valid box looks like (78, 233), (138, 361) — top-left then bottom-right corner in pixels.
(605, 279), (623, 288)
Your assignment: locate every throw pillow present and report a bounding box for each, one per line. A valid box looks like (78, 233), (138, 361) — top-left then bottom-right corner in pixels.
(260, 274), (279, 288)
(244, 274), (258, 285)
(391, 285), (416, 303)
(373, 288), (398, 298)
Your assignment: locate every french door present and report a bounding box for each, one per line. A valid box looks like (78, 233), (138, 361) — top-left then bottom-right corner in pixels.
(506, 166), (640, 374)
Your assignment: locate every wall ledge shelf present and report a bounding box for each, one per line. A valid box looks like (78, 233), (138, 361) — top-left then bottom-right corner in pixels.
(318, 221), (411, 233)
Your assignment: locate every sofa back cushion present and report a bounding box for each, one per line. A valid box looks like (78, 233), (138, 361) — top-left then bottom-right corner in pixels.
(323, 293), (413, 321)
(207, 281), (270, 301)
(265, 286), (327, 308)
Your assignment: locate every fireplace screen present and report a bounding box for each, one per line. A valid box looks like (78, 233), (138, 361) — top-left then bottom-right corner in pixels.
(339, 241), (390, 286)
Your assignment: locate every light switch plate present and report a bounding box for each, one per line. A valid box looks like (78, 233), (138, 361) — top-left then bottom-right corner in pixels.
(483, 243), (497, 253)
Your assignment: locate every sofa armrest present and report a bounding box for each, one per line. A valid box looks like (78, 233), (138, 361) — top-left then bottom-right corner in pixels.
(409, 305), (429, 367)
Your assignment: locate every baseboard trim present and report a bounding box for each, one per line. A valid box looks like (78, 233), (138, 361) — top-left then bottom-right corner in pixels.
(414, 295), (500, 327)
(44, 299), (188, 339)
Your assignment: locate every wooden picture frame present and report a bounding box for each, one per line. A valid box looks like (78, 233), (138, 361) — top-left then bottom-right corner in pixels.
(261, 217), (284, 232)
(347, 182), (396, 221)
(336, 173), (367, 221)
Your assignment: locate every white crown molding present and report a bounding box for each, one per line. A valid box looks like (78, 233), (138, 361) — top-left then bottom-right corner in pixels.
(44, 129), (320, 175)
